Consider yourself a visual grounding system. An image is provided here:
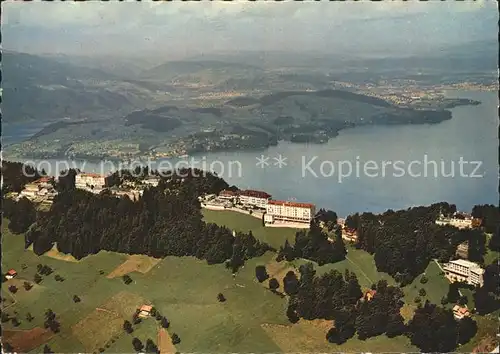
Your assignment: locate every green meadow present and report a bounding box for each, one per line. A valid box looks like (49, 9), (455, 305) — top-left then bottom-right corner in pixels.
(2, 211), (497, 353)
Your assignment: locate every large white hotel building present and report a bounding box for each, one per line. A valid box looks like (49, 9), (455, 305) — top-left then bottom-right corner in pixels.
(265, 200), (316, 224)
(443, 259), (484, 287)
(75, 173), (111, 192)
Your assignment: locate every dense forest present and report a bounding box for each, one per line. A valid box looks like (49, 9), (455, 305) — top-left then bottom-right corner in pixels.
(343, 202), (494, 284)
(277, 220), (346, 265)
(2, 161), (498, 352)
(283, 263), (478, 352)
(1, 161), (44, 194)
(288, 264), (406, 343)
(5, 167), (272, 271)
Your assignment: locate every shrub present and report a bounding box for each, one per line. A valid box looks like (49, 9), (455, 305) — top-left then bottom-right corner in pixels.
(269, 278), (279, 291)
(122, 275), (133, 285)
(8, 285), (18, 294)
(171, 333), (181, 345)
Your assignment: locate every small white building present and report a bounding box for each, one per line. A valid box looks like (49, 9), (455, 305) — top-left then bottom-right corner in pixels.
(5, 269), (17, 280)
(443, 259), (484, 287)
(138, 305), (152, 318)
(452, 305), (470, 320)
(219, 190), (237, 201)
(143, 176), (160, 187)
(20, 183), (39, 199)
(238, 190), (271, 209)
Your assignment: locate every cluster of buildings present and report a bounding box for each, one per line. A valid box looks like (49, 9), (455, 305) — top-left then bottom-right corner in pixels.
(74, 172), (160, 201)
(435, 212), (481, 229)
(443, 259), (484, 287)
(18, 177), (58, 205)
(205, 189), (316, 226)
(13, 173), (161, 204)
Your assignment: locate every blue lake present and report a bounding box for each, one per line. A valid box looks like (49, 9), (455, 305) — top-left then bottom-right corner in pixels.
(6, 90), (498, 216)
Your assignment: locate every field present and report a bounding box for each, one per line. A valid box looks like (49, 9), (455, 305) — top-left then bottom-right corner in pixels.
(106, 255), (161, 278)
(261, 321), (415, 353)
(484, 248), (499, 266)
(27, 244), (80, 263)
(202, 209), (298, 249)
(2, 213), (497, 353)
(3, 328), (54, 352)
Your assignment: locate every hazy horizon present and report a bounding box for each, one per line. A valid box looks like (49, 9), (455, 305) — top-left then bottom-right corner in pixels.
(3, 1), (498, 61)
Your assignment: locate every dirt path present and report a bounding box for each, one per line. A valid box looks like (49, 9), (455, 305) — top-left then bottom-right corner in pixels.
(3, 327), (54, 352)
(95, 307), (119, 316)
(158, 327), (177, 354)
(345, 255), (373, 285)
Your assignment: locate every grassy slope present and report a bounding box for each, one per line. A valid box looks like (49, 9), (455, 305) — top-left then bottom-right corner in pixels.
(202, 209), (298, 249)
(2, 219), (283, 353)
(3, 211), (496, 353)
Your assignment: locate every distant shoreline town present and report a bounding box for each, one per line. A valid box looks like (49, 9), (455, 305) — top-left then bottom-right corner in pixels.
(4, 84), (492, 162)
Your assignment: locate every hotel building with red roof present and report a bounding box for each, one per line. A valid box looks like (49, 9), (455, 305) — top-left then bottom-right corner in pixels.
(265, 200), (316, 224)
(237, 189), (271, 209)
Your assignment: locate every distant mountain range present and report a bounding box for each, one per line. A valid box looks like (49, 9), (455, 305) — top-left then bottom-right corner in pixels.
(3, 44), (495, 127)
(2, 51), (146, 123)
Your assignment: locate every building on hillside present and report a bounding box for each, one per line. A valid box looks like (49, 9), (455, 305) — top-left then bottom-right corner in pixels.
(364, 289), (377, 302)
(435, 212), (475, 229)
(34, 177), (52, 188)
(109, 186), (143, 201)
(20, 177), (56, 201)
(238, 190), (271, 209)
(265, 200), (315, 225)
(342, 228), (358, 242)
(219, 190), (237, 201)
(443, 259), (484, 287)
(75, 173), (111, 191)
(20, 183), (40, 199)
(138, 305), (152, 318)
(471, 218), (483, 228)
(5, 269), (17, 280)
(452, 305), (470, 320)
(143, 176), (160, 187)
(199, 194), (216, 202)
(456, 241), (469, 259)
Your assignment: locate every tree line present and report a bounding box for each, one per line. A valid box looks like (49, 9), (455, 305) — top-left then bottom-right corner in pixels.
(1, 160), (43, 194)
(277, 219), (346, 265)
(344, 202), (493, 284)
(6, 169), (273, 271)
(281, 262), (477, 352)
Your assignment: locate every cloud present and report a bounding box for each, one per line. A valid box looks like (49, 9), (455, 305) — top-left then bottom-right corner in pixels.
(2, 0), (497, 57)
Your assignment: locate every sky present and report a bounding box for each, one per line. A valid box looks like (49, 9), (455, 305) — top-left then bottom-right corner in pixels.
(2, 1), (498, 60)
